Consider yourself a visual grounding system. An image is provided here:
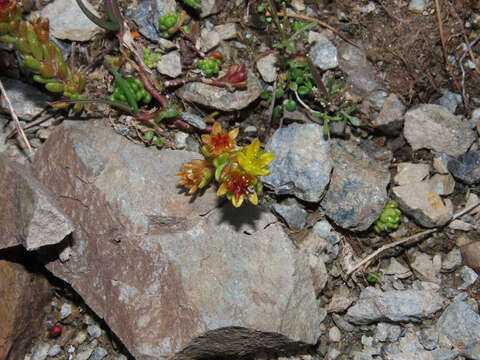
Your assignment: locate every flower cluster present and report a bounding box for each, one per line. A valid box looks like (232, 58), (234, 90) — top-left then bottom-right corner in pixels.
(177, 123), (274, 207)
(0, 0), (85, 108)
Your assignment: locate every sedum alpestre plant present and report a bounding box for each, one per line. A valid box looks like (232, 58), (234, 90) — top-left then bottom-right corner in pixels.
(0, 0), (85, 109)
(177, 123), (274, 207)
(374, 200), (402, 234)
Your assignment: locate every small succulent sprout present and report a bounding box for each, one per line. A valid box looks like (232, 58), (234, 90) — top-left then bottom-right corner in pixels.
(292, 20), (306, 32)
(183, 0), (201, 9)
(143, 130), (155, 142)
(273, 105), (283, 118)
(219, 63), (248, 88)
(158, 13), (179, 37)
(366, 272), (382, 284)
(285, 99), (296, 112)
(198, 57), (221, 77)
(111, 76), (151, 107)
(374, 200), (402, 234)
(143, 48), (162, 68)
(154, 105), (181, 123)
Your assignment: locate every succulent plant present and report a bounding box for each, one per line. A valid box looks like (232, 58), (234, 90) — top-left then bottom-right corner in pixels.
(178, 123), (274, 208)
(0, 0), (85, 109)
(374, 200), (402, 234)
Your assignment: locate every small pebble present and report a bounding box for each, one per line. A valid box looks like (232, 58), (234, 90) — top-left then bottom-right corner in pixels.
(48, 345), (62, 357)
(73, 330), (88, 345)
(329, 326), (341, 342)
(89, 347), (108, 360)
(60, 303), (72, 319)
(87, 324), (102, 339)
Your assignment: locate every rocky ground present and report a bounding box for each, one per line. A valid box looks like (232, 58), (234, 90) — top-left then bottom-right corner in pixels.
(1, 0), (480, 360)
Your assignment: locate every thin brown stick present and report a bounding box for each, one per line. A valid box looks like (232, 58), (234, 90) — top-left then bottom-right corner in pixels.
(346, 200), (480, 276)
(434, 0), (462, 96)
(6, 113), (59, 139)
(0, 79), (33, 156)
(270, 12), (359, 48)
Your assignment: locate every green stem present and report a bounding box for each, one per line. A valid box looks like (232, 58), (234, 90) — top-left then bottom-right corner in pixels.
(109, 67), (140, 114)
(266, 0), (287, 42)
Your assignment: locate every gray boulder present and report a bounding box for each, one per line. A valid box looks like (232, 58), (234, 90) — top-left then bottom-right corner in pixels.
(31, 120), (323, 359)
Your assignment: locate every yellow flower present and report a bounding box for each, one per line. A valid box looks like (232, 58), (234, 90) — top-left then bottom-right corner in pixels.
(201, 122), (239, 158)
(237, 139), (274, 176)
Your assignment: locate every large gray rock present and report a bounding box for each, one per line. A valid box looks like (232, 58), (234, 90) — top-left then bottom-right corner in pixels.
(40, 0), (103, 41)
(177, 71), (262, 111)
(404, 104), (476, 157)
(262, 123), (332, 202)
(31, 121), (322, 360)
(436, 300), (480, 359)
(0, 154), (73, 251)
(346, 287), (444, 325)
(320, 139), (390, 231)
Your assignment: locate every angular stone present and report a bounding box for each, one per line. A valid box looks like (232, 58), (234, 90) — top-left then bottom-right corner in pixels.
(309, 37), (338, 70)
(370, 93), (405, 135)
(40, 0), (103, 41)
(428, 174), (455, 195)
(404, 104), (476, 157)
(0, 155), (74, 251)
(0, 250), (52, 360)
(200, 0), (226, 18)
(197, 29), (220, 52)
(337, 42), (383, 97)
(394, 162), (430, 186)
(436, 300), (480, 359)
(273, 199), (307, 231)
(256, 54), (278, 83)
(31, 120), (322, 359)
(392, 182), (453, 228)
(320, 139), (390, 232)
(346, 287), (444, 325)
(461, 241), (480, 272)
(262, 123), (332, 202)
(0, 77), (52, 121)
(157, 51), (182, 78)
(434, 151), (480, 185)
(408, 251), (441, 283)
(177, 71), (262, 111)
(215, 23), (237, 40)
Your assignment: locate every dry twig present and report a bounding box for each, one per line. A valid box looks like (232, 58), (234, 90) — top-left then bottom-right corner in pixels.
(0, 79), (33, 156)
(346, 200), (480, 276)
(434, 0), (462, 97)
(269, 11), (359, 48)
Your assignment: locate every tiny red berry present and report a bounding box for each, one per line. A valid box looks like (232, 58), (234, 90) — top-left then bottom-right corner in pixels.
(49, 324), (62, 337)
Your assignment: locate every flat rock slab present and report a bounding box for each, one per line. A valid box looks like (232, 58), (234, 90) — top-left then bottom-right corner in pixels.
(177, 71), (261, 111)
(0, 154), (73, 251)
(346, 287), (444, 325)
(320, 139), (390, 232)
(32, 120), (322, 359)
(403, 104), (476, 157)
(262, 123), (332, 202)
